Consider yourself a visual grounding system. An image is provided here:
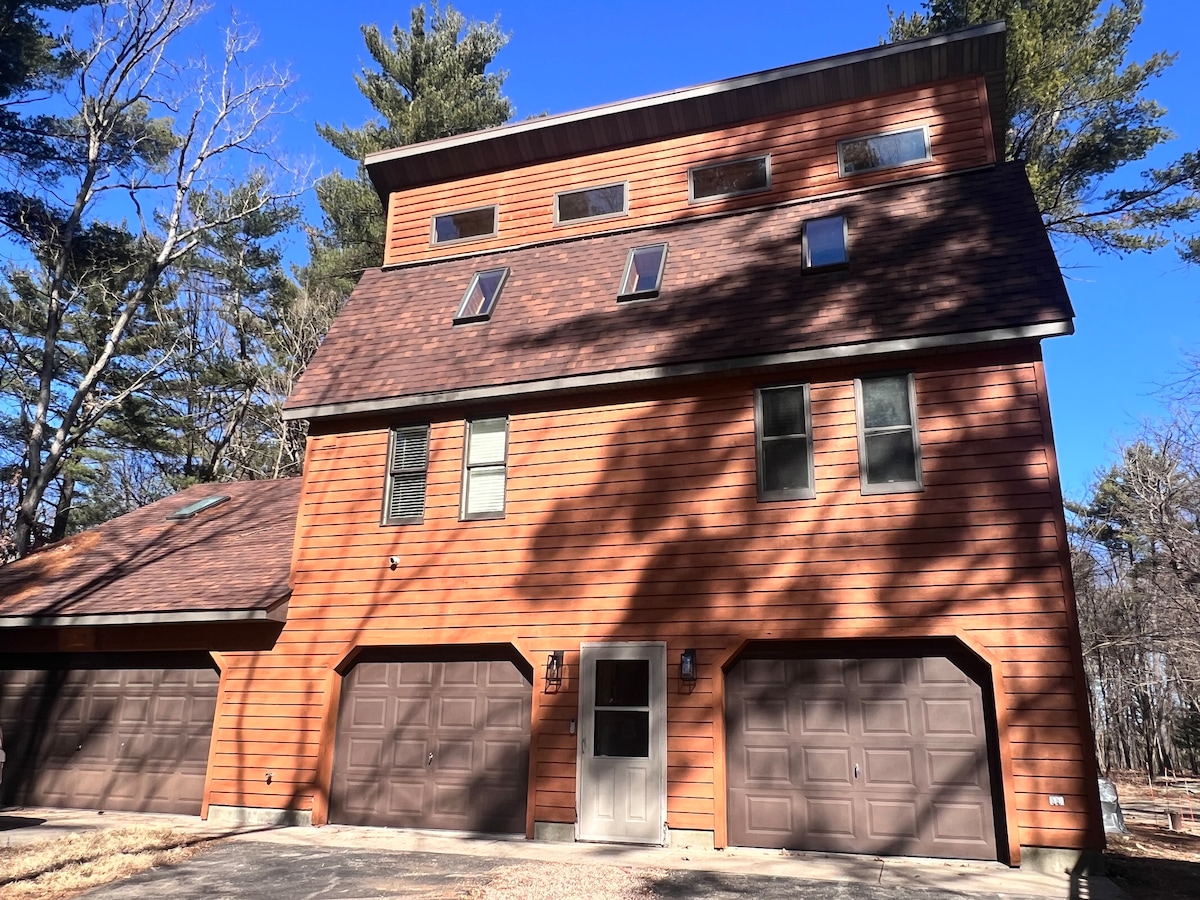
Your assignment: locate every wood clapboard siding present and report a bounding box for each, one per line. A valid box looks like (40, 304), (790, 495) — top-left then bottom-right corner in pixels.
(383, 78), (993, 266)
(206, 344), (1098, 851)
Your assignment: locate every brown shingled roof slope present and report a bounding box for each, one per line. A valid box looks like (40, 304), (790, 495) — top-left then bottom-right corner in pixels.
(286, 163), (1072, 416)
(0, 479), (300, 622)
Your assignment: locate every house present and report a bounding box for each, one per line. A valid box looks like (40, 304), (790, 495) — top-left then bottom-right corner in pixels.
(0, 21), (1103, 872)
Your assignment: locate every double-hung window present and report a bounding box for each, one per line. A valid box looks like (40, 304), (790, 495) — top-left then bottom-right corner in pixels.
(856, 373), (922, 493)
(462, 417), (508, 519)
(756, 385), (815, 500)
(383, 425), (430, 524)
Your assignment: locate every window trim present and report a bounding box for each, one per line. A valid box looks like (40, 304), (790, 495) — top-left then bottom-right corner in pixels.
(854, 372), (924, 495)
(382, 424), (430, 525)
(617, 243), (669, 301)
(553, 181), (629, 226)
(836, 125), (932, 178)
(460, 416), (509, 521)
(454, 266), (510, 324)
(687, 154), (772, 204)
(755, 383), (816, 502)
(430, 204), (498, 247)
(802, 215), (849, 270)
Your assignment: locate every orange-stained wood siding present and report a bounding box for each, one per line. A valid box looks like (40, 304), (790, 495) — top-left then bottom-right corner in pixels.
(207, 344), (1100, 854)
(383, 77), (995, 266)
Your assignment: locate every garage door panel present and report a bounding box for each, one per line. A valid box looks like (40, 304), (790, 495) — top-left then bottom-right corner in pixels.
(727, 654), (998, 860)
(331, 654), (530, 833)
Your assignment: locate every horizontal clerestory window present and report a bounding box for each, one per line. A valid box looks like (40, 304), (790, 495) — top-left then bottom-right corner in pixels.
(555, 182), (627, 224)
(689, 155), (771, 202)
(837, 126), (931, 176)
(432, 205), (497, 245)
(383, 425), (430, 524)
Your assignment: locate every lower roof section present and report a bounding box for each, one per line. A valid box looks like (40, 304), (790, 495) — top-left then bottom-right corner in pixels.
(285, 163), (1073, 423)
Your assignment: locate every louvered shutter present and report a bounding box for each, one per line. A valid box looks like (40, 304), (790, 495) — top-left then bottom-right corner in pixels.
(385, 425), (429, 522)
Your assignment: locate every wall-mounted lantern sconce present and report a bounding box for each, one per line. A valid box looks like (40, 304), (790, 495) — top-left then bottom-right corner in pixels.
(546, 650), (565, 687)
(680, 649), (698, 683)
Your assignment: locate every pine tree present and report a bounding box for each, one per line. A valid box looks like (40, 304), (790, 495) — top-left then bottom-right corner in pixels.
(887, 0), (1200, 259)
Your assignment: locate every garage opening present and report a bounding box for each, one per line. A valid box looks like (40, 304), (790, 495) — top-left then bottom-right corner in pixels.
(0, 652), (219, 814)
(330, 644), (532, 833)
(725, 640), (1001, 860)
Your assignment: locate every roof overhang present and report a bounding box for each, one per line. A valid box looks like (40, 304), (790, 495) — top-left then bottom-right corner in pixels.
(284, 320), (1069, 423)
(364, 22), (1008, 202)
(0, 596), (291, 628)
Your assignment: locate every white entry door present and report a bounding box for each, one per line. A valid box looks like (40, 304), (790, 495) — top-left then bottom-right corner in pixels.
(577, 642), (666, 844)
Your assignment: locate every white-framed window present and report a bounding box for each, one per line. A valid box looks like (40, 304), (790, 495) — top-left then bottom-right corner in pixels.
(431, 205), (497, 245)
(756, 384), (815, 501)
(555, 182), (627, 224)
(855, 373), (923, 493)
(803, 216), (848, 269)
(837, 126), (931, 177)
(618, 243), (668, 300)
(688, 155), (771, 203)
(455, 267), (509, 323)
(462, 417), (508, 519)
(383, 425), (430, 524)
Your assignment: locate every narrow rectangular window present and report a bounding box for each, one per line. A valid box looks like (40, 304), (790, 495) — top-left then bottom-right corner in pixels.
(689, 155), (771, 202)
(555, 182), (627, 224)
(837, 126), (931, 177)
(856, 373), (922, 493)
(383, 425), (430, 524)
(803, 216), (848, 269)
(455, 267), (509, 323)
(618, 243), (668, 300)
(756, 385), (814, 501)
(432, 205), (497, 245)
(462, 417), (508, 519)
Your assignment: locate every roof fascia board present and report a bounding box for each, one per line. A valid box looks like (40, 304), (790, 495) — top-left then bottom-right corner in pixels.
(0, 597), (291, 628)
(284, 320), (1070, 422)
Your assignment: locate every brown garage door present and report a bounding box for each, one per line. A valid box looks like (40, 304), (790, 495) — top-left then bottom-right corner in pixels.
(330, 655), (531, 832)
(0, 653), (219, 814)
(726, 654), (997, 860)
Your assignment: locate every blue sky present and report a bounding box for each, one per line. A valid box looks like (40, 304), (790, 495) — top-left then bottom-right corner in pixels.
(197, 0), (1198, 500)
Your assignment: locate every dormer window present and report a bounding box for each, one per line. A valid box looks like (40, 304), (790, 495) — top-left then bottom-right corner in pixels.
(837, 126), (931, 176)
(618, 244), (668, 300)
(689, 155), (771, 202)
(555, 182), (627, 224)
(803, 216), (848, 269)
(455, 267), (509, 323)
(432, 205), (497, 245)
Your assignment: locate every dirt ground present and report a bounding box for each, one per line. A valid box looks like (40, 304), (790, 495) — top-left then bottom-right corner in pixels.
(1103, 772), (1200, 900)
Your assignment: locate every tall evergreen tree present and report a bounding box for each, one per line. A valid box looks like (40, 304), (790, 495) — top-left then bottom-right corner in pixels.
(887, 0), (1200, 260)
(305, 3), (512, 302)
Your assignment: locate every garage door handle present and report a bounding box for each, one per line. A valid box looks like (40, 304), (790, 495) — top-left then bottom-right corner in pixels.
(854, 764), (859, 779)
(427, 752), (434, 766)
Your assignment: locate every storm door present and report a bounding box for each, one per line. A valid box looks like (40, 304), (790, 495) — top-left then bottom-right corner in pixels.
(577, 643), (666, 844)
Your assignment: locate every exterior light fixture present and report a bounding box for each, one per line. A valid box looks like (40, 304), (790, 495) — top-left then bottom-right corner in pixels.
(546, 650), (565, 687)
(680, 649), (698, 683)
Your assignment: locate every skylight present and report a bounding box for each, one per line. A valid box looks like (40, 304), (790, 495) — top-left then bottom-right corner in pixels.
(455, 267), (510, 322)
(803, 216), (848, 269)
(167, 494), (230, 520)
(618, 244), (668, 300)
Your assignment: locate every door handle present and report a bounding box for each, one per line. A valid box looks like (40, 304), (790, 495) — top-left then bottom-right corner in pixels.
(427, 751), (434, 766)
(853, 764), (859, 779)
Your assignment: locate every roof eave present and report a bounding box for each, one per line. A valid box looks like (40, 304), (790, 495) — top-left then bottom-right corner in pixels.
(0, 595), (291, 628)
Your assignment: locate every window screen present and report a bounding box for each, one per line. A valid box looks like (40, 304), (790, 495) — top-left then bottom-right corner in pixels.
(838, 127), (931, 176)
(432, 206), (497, 244)
(756, 385), (814, 500)
(689, 155), (770, 201)
(618, 244), (668, 299)
(556, 183), (626, 223)
(384, 425), (430, 523)
(857, 373), (922, 492)
(462, 417), (508, 518)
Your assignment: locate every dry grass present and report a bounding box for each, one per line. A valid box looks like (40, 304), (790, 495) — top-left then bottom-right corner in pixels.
(463, 861), (667, 900)
(0, 826), (202, 900)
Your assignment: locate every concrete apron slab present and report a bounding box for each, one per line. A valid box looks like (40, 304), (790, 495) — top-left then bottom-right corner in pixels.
(3, 807), (1127, 900)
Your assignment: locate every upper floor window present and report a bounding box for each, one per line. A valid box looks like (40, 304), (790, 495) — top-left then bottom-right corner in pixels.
(803, 216), (848, 269)
(856, 373), (922, 493)
(455, 267), (509, 323)
(689, 155), (771, 202)
(555, 182), (627, 224)
(432, 205), (497, 245)
(837, 126), (931, 177)
(384, 425), (430, 524)
(756, 384), (814, 501)
(618, 243), (668, 300)
(462, 417), (508, 519)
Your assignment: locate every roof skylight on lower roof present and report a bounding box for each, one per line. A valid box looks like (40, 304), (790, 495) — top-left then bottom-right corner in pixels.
(455, 267), (510, 323)
(168, 494), (230, 520)
(618, 244), (668, 300)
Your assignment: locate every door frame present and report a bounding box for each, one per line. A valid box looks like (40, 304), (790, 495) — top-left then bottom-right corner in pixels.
(576, 641), (667, 844)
